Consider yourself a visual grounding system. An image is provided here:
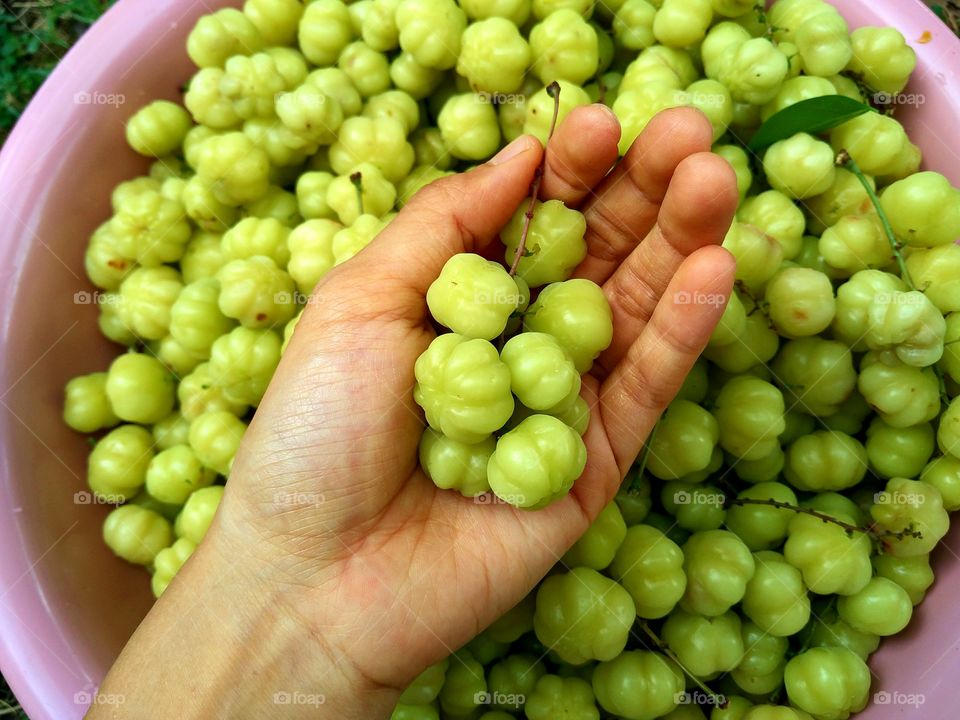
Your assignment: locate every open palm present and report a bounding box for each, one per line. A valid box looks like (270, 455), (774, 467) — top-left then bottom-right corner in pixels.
(207, 105), (738, 707)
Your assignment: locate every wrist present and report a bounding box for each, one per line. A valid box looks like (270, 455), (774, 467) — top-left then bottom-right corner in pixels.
(194, 527), (399, 718)
(92, 524), (399, 719)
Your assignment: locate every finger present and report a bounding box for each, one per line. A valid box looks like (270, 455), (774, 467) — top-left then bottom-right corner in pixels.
(566, 375), (623, 520)
(358, 134), (544, 297)
(597, 150), (739, 372)
(600, 245), (736, 475)
(539, 104), (621, 207)
(574, 107), (715, 284)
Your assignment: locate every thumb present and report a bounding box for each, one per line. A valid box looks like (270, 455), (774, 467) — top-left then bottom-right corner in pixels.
(360, 134), (544, 298)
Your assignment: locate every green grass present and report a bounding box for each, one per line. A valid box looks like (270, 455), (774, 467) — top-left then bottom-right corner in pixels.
(0, 0), (114, 143)
(929, 1), (960, 34)
(0, 679), (26, 720)
(2, 2), (112, 710)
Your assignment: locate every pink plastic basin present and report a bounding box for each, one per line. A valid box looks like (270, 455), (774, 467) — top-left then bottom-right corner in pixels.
(0, 1), (957, 718)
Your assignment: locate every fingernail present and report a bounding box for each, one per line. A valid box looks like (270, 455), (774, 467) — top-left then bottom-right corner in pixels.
(489, 135), (536, 166)
(592, 103), (617, 123)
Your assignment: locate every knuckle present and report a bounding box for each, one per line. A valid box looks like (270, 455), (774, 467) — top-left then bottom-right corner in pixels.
(609, 263), (659, 324)
(412, 175), (462, 213)
(405, 179), (480, 248)
(655, 309), (710, 358)
(624, 154), (667, 206)
(546, 150), (590, 198)
(620, 354), (677, 413)
(584, 205), (639, 265)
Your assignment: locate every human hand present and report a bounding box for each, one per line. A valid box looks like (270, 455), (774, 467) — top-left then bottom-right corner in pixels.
(93, 106), (738, 719)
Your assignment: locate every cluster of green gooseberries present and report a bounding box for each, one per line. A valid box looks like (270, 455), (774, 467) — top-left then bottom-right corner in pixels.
(60, 0), (960, 716)
(416, 169), (612, 507)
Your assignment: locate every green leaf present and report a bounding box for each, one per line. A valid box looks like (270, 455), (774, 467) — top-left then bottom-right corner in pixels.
(748, 96), (875, 152)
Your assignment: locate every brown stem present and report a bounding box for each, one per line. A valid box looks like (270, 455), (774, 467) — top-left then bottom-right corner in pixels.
(734, 279), (770, 320)
(727, 497), (870, 536)
(837, 152), (913, 285)
(638, 621), (725, 706)
(731, 497), (924, 546)
(755, 1), (776, 38)
(508, 81), (561, 277)
(837, 150), (949, 405)
(596, 73), (608, 106)
(350, 171), (364, 217)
